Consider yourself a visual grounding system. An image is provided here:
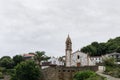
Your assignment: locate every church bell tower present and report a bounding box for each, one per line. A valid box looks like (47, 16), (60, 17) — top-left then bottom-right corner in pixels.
(65, 35), (72, 67)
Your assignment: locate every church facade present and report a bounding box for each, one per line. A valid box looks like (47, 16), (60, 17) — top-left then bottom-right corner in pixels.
(65, 35), (95, 67)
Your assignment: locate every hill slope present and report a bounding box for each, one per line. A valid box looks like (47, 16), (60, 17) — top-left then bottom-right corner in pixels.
(81, 37), (120, 56)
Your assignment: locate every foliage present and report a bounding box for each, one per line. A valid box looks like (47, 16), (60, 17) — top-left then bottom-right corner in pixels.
(103, 58), (120, 78)
(74, 70), (95, 80)
(81, 37), (120, 56)
(116, 46), (120, 53)
(104, 66), (120, 78)
(103, 58), (116, 67)
(0, 72), (4, 79)
(13, 55), (24, 66)
(0, 56), (14, 69)
(74, 70), (106, 80)
(0, 67), (4, 79)
(86, 74), (106, 80)
(11, 60), (41, 80)
(34, 51), (50, 68)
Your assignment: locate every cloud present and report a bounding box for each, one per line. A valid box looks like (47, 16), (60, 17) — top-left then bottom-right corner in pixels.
(0, 0), (120, 57)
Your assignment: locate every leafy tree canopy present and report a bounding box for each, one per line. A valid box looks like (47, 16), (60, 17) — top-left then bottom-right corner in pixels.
(0, 56), (14, 69)
(81, 37), (120, 56)
(13, 55), (24, 66)
(11, 60), (41, 80)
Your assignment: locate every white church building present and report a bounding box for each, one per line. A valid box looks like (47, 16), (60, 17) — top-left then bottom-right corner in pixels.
(41, 35), (103, 68)
(65, 35), (96, 67)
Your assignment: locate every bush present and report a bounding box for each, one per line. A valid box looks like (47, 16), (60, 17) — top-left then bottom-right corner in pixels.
(74, 70), (96, 80)
(6, 69), (15, 75)
(103, 58), (120, 78)
(86, 75), (106, 80)
(103, 58), (116, 67)
(74, 70), (106, 80)
(0, 72), (4, 79)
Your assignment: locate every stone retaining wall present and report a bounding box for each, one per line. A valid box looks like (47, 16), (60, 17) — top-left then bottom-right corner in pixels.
(42, 66), (98, 80)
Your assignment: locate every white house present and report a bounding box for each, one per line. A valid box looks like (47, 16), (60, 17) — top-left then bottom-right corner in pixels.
(90, 56), (103, 63)
(41, 56), (65, 69)
(103, 52), (120, 59)
(48, 57), (64, 66)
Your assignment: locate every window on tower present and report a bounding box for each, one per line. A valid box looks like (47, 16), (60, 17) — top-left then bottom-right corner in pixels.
(77, 55), (80, 59)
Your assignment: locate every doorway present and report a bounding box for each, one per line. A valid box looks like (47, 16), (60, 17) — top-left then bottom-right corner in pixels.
(77, 62), (81, 67)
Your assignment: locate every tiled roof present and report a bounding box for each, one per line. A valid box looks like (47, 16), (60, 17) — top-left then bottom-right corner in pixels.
(23, 54), (35, 57)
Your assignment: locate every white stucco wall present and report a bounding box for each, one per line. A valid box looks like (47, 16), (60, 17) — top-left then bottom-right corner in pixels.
(70, 51), (95, 66)
(48, 57), (64, 66)
(98, 66), (105, 72)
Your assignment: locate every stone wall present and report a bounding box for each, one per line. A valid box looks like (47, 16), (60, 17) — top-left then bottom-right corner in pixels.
(42, 66), (98, 80)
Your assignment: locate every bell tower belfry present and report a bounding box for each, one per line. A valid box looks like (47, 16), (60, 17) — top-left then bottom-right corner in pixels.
(65, 35), (72, 67)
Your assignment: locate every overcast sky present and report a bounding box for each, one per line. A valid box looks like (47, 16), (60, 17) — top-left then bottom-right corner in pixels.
(0, 0), (120, 57)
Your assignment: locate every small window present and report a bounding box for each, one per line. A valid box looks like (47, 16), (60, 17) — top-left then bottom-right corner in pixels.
(77, 55), (80, 59)
(63, 70), (66, 72)
(68, 70), (70, 72)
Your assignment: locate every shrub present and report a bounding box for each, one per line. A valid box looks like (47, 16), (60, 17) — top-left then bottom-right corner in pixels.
(86, 74), (107, 80)
(103, 58), (120, 78)
(103, 58), (116, 67)
(73, 70), (96, 80)
(0, 72), (4, 79)
(74, 70), (106, 80)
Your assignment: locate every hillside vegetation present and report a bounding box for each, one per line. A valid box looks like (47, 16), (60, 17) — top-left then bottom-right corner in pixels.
(74, 70), (106, 80)
(81, 37), (120, 56)
(103, 58), (120, 78)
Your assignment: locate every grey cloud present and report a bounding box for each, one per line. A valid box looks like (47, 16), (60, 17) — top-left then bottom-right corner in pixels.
(0, 0), (120, 57)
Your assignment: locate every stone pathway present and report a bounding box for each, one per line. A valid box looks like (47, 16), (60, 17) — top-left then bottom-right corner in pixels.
(96, 72), (120, 80)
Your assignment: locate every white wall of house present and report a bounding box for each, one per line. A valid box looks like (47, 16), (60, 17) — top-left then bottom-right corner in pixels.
(71, 51), (95, 67)
(90, 57), (102, 64)
(48, 57), (64, 66)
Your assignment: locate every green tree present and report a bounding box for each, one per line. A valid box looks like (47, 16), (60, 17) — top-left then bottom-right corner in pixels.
(98, 43), (107, 55)
(91, 42), (99, 47)
(116, 46), (120, 53)
(34, 51), (50, 68)
(0, 56), (11, 60)
(13, 55), (24, 66)
(11, 60), (41, 80)
(106, 43), (118, 53)
(81, 36), (120, 56)
(81, 45), (97, 56)
(0, 56), (14, 69)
